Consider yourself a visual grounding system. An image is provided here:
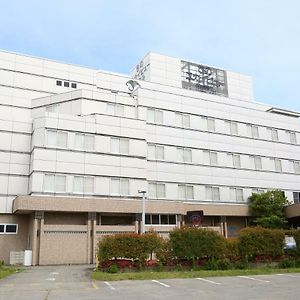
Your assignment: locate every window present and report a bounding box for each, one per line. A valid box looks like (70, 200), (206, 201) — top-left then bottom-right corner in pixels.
(147, 108), (163, 124)
(110, 178), (129, 195)
(145, 214), (176, 225)
(226, 121), (238, 135)
(268, 128), (279, 141)
(44, 174), (67, 192)
(178, 184), (194, 199)
(0, 224), (18, 234)
(56, 80), (62, 86)
(107, 103), (125, 117)
(293, 161), (300, 174)
(202, 117), (215, 132)
(177, 147), (192, 162)
(148, 144), (164, 160)
(293, 192), (300, 204)
(247, 125), (259, 138)
(252, 188), (264, 194)
(175, 113), (190, 128)
(74, 133), (95, 150)
(286, 131), (297, 144)
(64, 81), (70, 87)
(204, 151), (218, 166)
(230, 188), (244, 202)
(228, 154), (241, 168)
(205, 186), (220, 201)
(73, 176), (94, 194)
(47, 130), (68, 148)
(46, 104), (60, 113)
(111, 137), (129, 154)
(71, 83), (77, 89)
(148, 182), (166, 198)
(270, 158), (282, 172)
(250, 156), (262, 170)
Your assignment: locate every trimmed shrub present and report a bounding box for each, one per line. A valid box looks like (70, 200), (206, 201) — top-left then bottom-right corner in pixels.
(287, 230), (300, 256)
(107, 264), (119, 273)
(170, 227), (226, 260)
(155, 239), (175, 265)
(238, 227), (285, 260)
(203, 258), (232, 270)
(224, 238), (240, 260)
(98, 233), (163, 263)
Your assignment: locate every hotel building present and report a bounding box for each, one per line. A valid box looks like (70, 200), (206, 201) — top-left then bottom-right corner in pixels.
(0, 50), (299, 265)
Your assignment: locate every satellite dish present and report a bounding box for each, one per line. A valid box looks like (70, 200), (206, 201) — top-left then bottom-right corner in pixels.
(126, 80), (141, 92)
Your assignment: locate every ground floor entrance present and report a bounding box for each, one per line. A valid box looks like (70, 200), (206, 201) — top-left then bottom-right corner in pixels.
(0, 195), (251, 265)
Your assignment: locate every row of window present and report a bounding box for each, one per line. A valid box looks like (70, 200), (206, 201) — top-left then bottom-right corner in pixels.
(45, 130), (300, 174)
(47, 130), (95, 151)
(45, 101), (298, 146)
(42, 174), (300, 204)
(0, 224), (18, 234)
(146, 108), (298, 144)
(46, 130), (130, 154)
(145, 214), (177, 225)
(44, 175), (130, 196)
(148, 145), (300, 174)
(44, 174), (94, 194)
(148, 182), (245, 201)
(56, 80), (77, 89)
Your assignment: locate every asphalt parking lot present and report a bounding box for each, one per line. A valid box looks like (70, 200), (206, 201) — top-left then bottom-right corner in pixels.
(1, 265), (300, 300)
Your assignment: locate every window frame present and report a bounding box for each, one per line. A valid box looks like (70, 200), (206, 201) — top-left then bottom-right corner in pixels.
(110, 178), (130, 196)
(46, 129), (68, 149)
(178, 184), (194, 200)
(148, 182), (166, 198)
(145, 214), (177, 225)
(0, 223), (18, 235)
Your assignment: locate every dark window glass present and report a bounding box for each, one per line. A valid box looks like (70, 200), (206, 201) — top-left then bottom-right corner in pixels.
(56, 80), (62, 86)
(0, 225), (4, 232)
(152, 215), (159, 224)
(161, 215), (168, 224)
(64, 81), (70, 87)
(169, 215), (176, 224)
(294, 192), (300, 203)
(6, 225), (17, 233)
(71, 83), (77, 88)
(145, 214), (151, 224)
(101, 215), (133, 225)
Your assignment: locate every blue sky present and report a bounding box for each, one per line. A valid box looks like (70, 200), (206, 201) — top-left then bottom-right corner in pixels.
(0, 0), (299, 111)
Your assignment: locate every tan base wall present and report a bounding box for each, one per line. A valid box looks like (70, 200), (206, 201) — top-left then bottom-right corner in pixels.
(39, 225), (89, 265)
(0, 214), (30, 264)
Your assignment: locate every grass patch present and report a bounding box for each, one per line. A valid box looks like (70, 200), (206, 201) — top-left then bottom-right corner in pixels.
(0, 267), (20, 280)
(92, 268), (300, 281)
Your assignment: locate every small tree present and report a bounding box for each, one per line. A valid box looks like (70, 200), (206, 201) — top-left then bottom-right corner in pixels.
(249, 190), (288, 229)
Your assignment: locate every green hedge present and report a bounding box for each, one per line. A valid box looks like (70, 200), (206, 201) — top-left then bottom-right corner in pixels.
(238, 227), (285, 259)
(98, 233), (163, 262)
(169, 227), (225, 260)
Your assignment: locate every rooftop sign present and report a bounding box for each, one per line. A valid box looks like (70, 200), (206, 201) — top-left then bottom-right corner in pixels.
(181, 60), (228, 97)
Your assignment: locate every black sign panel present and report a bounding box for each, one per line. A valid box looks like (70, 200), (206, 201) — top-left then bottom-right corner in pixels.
(181, 60), (228, 97)
(187, 210), (204, 227)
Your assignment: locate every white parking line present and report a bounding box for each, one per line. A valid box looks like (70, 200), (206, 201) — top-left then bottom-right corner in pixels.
(91, 281), (99, 290)
(151, 280), (170, 288)
(277, 274), (300, 279)
(196, 278), (221, 285)
(104, 281), (115, 290)
(238, 276), (270, 283)
(50, 272), (59, 275)
(45, 278), (56, 281)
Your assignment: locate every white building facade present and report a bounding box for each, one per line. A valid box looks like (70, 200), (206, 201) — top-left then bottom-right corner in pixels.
(0, 50), (300, 265)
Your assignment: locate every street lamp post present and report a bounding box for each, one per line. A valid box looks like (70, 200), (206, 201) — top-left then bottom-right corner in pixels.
(138, 190), (146, 234)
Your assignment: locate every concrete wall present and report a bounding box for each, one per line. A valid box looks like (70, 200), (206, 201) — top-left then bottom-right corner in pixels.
(0, 214), (30, 264)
